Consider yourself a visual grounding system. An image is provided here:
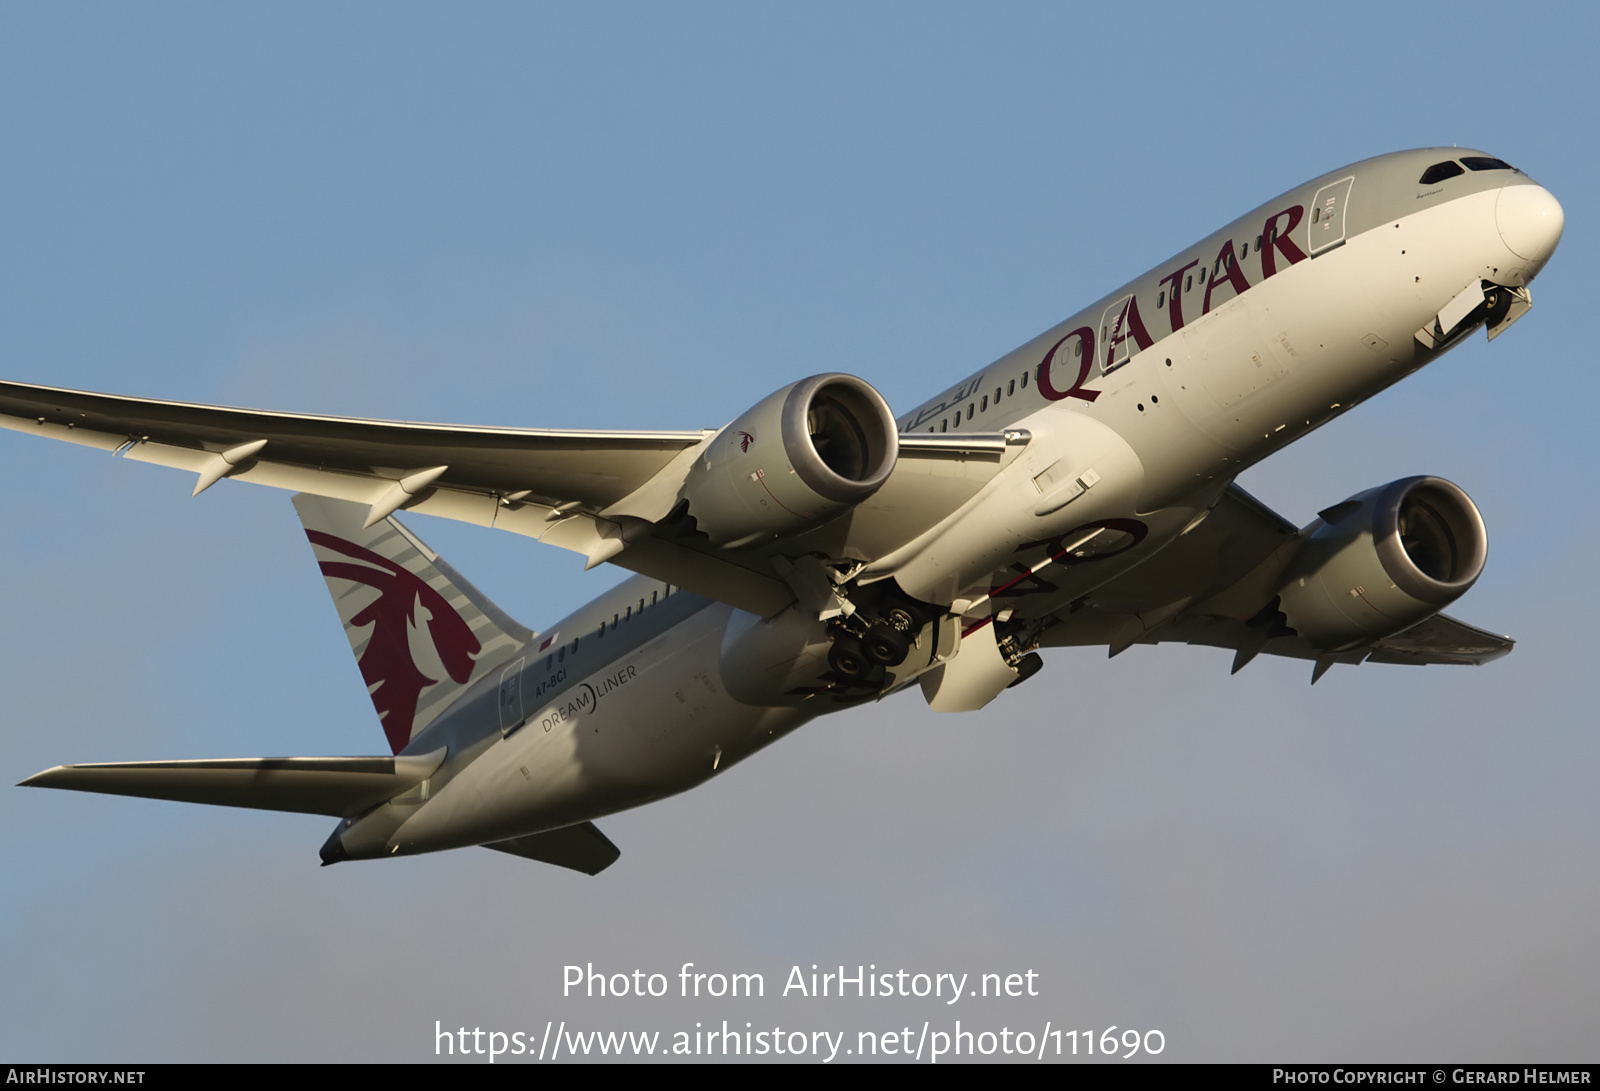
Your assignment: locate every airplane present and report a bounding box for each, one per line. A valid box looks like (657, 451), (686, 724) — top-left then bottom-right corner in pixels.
(8, 148), (1563, 875)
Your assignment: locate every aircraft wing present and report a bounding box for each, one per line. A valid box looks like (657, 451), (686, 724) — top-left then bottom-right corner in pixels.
(0, 378), (709, 511)
(1036, 483), (1513, 676)
(0, 380), (1018, 617)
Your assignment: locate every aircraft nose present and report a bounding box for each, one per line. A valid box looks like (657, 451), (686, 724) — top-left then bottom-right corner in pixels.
(1496, 184), (1564, 268)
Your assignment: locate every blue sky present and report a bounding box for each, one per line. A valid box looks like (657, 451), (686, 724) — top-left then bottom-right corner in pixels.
(0, 2), (1594, 1061)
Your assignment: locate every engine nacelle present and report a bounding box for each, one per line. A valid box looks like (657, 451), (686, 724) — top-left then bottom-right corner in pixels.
(1276, 477), (1487, 650)
(676, 373), (898, 548)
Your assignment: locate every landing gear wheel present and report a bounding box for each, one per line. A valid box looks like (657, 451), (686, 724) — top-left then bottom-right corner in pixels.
(880, 594), (931, 634)
(1006, 652), (1044, 688)
(1484, 286), (1512, 328)
(863, 623), (911, 667)
(828, 637), (872, 681)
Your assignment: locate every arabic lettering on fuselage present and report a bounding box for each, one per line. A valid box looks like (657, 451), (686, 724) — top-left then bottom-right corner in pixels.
(905, 375), (986, 430)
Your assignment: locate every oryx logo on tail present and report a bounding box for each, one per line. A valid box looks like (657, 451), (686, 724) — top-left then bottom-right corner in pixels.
(306, 530), (482, 753)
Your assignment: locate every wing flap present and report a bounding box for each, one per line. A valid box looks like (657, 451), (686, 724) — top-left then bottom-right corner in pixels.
(0, 412), (129, 453)
(19, 751), (445, 818)
(1151, 612), (1511, 667)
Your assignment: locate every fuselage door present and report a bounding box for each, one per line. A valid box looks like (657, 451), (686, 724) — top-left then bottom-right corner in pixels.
(1309, 176), (1355, 256)
(1100, 295), (1138, 374)
(498, 657), (526, 735)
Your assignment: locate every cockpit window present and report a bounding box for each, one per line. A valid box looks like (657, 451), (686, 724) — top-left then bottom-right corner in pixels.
(1419, 161), (1465, 185)
(1461, 156), (1515, 172)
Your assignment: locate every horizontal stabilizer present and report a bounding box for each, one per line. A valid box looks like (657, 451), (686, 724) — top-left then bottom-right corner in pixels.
(483, 822), (620, 875)
(19, 750), (445, 818)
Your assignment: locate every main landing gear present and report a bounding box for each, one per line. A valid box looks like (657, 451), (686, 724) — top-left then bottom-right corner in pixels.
(825, 588), (936, 684)
(821, 585), (1048, 699)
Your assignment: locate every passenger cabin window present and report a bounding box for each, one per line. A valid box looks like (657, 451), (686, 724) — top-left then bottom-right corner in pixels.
(1019, 370), (1028, 388)
(1419, 161), (1465, 185)
(981, 395), (988, 411)
(1462, 156), (1515, 172)
(940, 419), (948, 432)
(1007, 379), (1015, 395)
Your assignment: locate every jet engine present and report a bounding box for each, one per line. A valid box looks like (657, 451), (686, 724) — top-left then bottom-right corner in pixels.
(671, 373), (898, 548)
(1276, 476), (1487, 650)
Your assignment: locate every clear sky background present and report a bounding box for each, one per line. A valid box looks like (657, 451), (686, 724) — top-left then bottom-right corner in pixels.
(0, 2), (1593, 1063)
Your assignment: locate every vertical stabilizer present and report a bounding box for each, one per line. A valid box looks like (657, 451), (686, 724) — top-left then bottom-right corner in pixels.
(292, 494), (535, 754)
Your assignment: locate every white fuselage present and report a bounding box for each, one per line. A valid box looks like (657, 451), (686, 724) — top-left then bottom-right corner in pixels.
(351, 150), (1561, 858)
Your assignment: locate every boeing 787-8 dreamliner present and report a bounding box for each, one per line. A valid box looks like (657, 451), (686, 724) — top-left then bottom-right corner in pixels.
(8, 148), (1563, 874)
